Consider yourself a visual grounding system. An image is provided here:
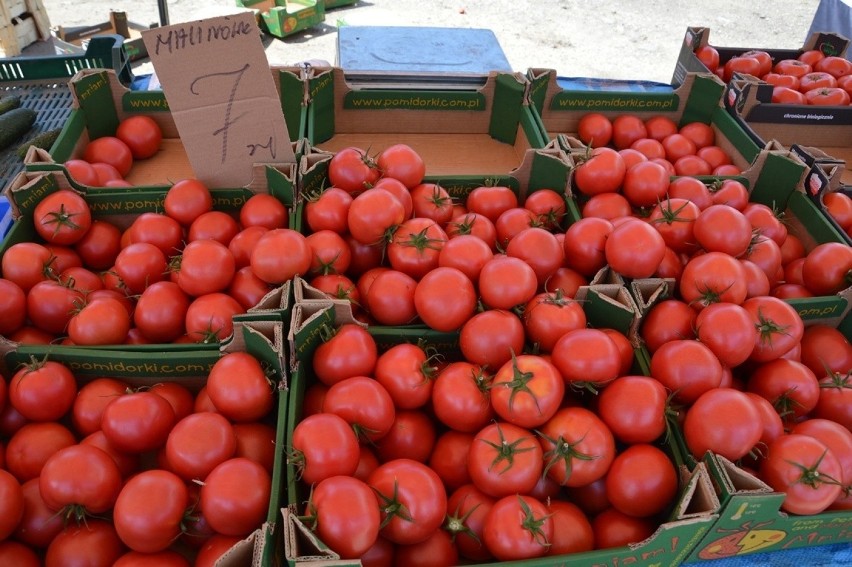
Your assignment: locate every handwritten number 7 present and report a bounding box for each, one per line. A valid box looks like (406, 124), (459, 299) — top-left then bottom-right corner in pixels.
(190, 63), (250, 164)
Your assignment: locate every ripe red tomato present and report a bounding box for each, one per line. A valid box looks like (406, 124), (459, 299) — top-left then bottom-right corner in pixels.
(313, 323), (377, 386)
(165, 412), (236, 480)
(206, 352), (273, 422)
(410, 182), (455, 225)
(413, 266), (476, 331)
(292, 413), (359, 483)
(792, 418), (852, 488)
(467, 421), (543, 497)
(133, 281), (190, 343)
(446, 212), (497, 249)
(116, 115), (162, 159)
(799, 324), (852, 376)
(695, 45), (720, 72)
(744, 295), (804, 362)
(374, 409), (436, 463)
(163, 179), (213, 226)
(347, 188), (407, 245)
(606, 444), (678, 518)
(582, 192), (632, 220)
(45, 520), (125, 567)
(373, 342), (434, 410)
(64, 159), (99, 186)
(9, 360), (76, 422)
(0, 469), (23, 541)
(377, 143), (426, 188)
(695, 302), (757, 367)
(329, 147), (380, 194)
(630, 137), (666, 160)
(91, 162), (122, 186)
(661, 133), (697, 162)
(322, 376), (395, 442)
(113, 469), (188, 553)
(523, 290), (587, 353)
(806, 86), (851, 105)
(465, 184), (518, 224)
(640, 299), (696, 353)
(431, 361), (494, 433)
(577, 113), (613, 147)
(84, 136), (133, 176)
(598, 375), (668, 444)
(563, 217), (614, 276)
(386, 217), (446, 279)
(428, 430), (475, 491)
(649, 197), (701, 254)
(611, 115), (648, 150)
(484, 495), (553, 561)
(5, 422), (76, 482)
(308, 475), (380, 559)
(490, 354), (564, 429)
(573, 147), (626, 196)
(40, 444), (123, 516)
(240, 194), (289, 230)
(539, 407), (615, 487)
(368, 458), (447, 545)
(651, 339), (723, 404)
(101, 391), (176, 453)
(551, 328), (621, 389)
(68, 296), (131, 345)
(680, 251), (748, 308)
(605, 218), (666, 279)
(0, 278), (26, 336)
(201, 458), (270, 537)
(760, 434), (843, 515)
(814, 55), (852, 78)
(250, 228), (311, 284)
(748, 359), (820, 422)
(802, 241), (852, 295)
(460, 309), (525, 369)
(679, 122), (715, 149)
(478, 255), (538, 310)
(33, 189), (92, 246)
(305, 187), (353, 234)
(684, 388), (763, 461)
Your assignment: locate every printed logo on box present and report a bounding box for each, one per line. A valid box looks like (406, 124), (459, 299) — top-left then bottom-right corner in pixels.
(808, 172), (824, 196)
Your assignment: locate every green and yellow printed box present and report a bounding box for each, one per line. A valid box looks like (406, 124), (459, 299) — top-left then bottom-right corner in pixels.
(301, 66), (549, 178)
(0, 169), (293, 375)
(25, 67), (305, 192)
(235, 0), (325, 39)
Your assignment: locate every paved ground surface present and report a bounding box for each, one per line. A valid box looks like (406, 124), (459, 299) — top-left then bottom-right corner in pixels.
(36, 0), (824, 83)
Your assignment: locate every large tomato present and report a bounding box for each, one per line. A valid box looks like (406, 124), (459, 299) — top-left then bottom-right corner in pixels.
(39, 444), (123, 516)
(693, 204), (753, 257)
(100, 391), (176, 453)
(67, 296), (131, 345)
(490, 354), (564, 429)
(126, 212), (183, 256)
(467, 422), (542, 497)
(14, 477), (65, 548)
(538, 407), (616, 487)
(364, 269), (418, 325)
(551, 328), (621, 390)
(178, 239), (236, 297)
(113, 242), (167, 294)
(113, 469), (188, 552)
(577, 113), (613, 147)
(184, 293), (244, 342)
(44, 520), (125, 567)
(206, 352), (273, 422)
(483, 495), (553, 561)
(743, 295), (805, 362)
(304, 187), (353, 234)
(802, 242), (852, 295)
(134, 281), (190, 343)
(459, 309), (526, 370)
(597, 375), (668, 444)
(683, 388), (763, 461)
(651, 339), (722, 404)
(748, 359), (820, 422)
(695, 302), (757, 367)
(250, 228), (311, 284)
(1, 242), (55, 292)
(622, 160), (669, 207)
(33, 190), (92, 246)
(291, 413), (359, 484)
(201, 458), (270, 536)
(445, 212), (497, 249)
(322, 376), (395, 442)
(680, 251), (748, 308)
(73, 220), (122, 270)
(649, 197), (701, 254)
(308, 475), (380, 559)
(606, 443), (678, 518)
(386, 217), (447, 279)
(373, 342), (435, 410)
(116, 115), (162, 159)
(465, 184), (518, 224)
(431, 361), (494, 433)
(523, 290), (587, 353)
(478, 255), (538, 310)
(26, 279), (83, 335)
(445, 484), (496, 561)
(376, 143), (425, 188)
(640, 299), (696, 353)
(374, 409), (436, 463)
(605, 218), (666, 279)
(306, 230), (352, 276)
(0, 469), (23, 540)
(546, 500), (594, 555)
(413, 266), (476, 331)
(313, 323), (377, 386)
(329, 147), (380, 194)
(165, 412), (236, 480)
(8, 359), (76, 422)
(573, 147), (626, 196)
(760, 434), (843, 515)
(505, 227), (564, 285)
(368, 458), (447, 545)
(163, 178), (213, 227)
(5, 422), (76, 481)
(562, 216), (614, 276)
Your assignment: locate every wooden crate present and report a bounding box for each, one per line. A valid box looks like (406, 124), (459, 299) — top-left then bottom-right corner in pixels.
(1, 0), (50, 57)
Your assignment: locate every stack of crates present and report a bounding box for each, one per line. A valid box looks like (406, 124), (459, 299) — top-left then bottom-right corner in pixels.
(1, 0), (50, 57)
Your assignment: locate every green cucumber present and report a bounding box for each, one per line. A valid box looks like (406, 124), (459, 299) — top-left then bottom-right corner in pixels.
(0, 95), (21, 116)
(16, 127), (62, 160)
(0, 107), (37, 151)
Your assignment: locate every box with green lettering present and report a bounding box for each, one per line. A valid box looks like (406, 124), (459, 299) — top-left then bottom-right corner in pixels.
(276, 292), (720, 567)
(235, 0), (325, 39)
(302, 66), (549, 177)
(24, 67), (306, 192)
(0, 317), (287, 567)
(0, 169), (294, 375)
(526, 68), (768, 171)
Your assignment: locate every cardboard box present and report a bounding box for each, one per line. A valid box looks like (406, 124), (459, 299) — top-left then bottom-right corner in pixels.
(724, 75), (852, 155)
(0, 169), (293, 376)
(302, 66), (549, 177)
(236, 0), (325, 38)
(683, 453), (851, 563)
(277, 296), (719, 566)
(26, 67), (304, 192)
(54, 11), (157, 62)
(670, 26), (850, 88)
(526, 69), (757, 160)
(789, 143), (852, 247)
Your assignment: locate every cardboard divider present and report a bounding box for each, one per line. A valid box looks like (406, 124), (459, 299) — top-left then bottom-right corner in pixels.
(790, 144), (852, 245)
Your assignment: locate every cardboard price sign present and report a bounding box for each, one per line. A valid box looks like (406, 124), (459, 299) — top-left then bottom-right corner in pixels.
(142, 13), (294, 187)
